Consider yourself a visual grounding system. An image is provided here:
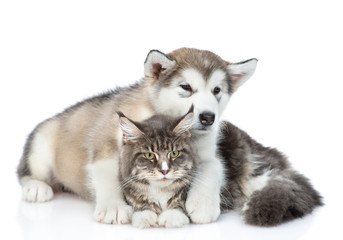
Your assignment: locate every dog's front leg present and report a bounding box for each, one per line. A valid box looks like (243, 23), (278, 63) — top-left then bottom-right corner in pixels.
(186, 156), (224, 224)
(87, 158), (133, 224)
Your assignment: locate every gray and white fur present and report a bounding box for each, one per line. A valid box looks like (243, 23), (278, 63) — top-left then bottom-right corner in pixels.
(17, 48), (322, 226)
(218, 122), (323, 226)
(118, 109), (197, 228)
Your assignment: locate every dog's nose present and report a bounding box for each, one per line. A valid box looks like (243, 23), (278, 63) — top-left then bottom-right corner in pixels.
(199, 112), (215, 126)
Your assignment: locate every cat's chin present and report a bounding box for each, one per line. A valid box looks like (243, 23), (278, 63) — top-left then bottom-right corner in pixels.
(150, 179), (173, 187)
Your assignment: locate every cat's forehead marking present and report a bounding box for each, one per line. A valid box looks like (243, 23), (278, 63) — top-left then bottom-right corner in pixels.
(148, 136), (176, 152)
(161, 161), (169, 171)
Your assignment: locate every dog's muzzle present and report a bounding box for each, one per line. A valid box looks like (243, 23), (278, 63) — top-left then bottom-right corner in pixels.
(199, 112), (215, 126)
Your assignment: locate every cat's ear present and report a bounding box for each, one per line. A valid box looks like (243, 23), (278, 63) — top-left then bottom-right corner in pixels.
(117, 112), (144, 143)
(173, 105), (194, 137)
(144, 50), (176, 81)
(227, 58), (258, 92)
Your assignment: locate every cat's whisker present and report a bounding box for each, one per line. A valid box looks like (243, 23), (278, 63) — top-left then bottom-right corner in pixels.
(120, 175), (141, 190)
(118, 111), (198, 224)
(178, 179), (192, 188)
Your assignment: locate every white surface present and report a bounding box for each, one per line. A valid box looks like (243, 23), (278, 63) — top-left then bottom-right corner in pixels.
(0, 0), (342, 239)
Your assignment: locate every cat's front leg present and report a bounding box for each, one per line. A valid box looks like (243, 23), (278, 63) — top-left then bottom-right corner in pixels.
(87, 159), (133, 224)
(185, 157), (224, 224)
(132, 210), (158, 229)
(158, 209), (190, 228)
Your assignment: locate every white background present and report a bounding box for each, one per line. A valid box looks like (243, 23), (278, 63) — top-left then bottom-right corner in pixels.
(1, 0), (342, 239)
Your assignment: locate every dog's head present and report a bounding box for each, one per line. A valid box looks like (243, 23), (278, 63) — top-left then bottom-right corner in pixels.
(144, 48), (257, 134)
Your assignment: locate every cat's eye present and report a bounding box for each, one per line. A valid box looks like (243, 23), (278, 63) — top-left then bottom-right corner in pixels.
(169, 151), (180, 159)
(180, 84), (192, 92)
(144, 152), (155, 160)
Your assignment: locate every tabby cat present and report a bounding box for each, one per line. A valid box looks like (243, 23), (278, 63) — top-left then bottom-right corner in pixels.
(118, 108), (197, 228)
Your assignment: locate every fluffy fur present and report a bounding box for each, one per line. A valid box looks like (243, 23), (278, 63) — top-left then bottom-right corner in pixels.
(218, 122), (323, 226)
(118, 110), (197, 228)
(17, 47), (322, 227)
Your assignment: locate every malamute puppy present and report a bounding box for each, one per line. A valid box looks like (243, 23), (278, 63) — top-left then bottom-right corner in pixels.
(17, 48), (322, 226)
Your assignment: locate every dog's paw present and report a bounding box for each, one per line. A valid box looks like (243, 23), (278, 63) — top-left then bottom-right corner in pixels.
(186, 194), (220, 224)
(22, 179), (54, 202)
(94, 203), (133, 224)
(158, 209), (190, 228)
(132, 210), (158, 229)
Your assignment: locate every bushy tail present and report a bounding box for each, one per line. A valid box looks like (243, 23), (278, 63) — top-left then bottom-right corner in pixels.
(243, 170), (323, 226)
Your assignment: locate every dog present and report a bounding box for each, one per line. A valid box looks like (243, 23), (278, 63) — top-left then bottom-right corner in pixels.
(17, 48), (322, 226)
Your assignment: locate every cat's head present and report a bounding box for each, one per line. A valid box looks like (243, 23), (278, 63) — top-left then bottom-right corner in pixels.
(118, 107), (197, 187)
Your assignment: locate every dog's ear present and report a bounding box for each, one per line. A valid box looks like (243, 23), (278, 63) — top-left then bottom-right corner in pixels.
(117, 112), (144, 143)
(172, 106), (194, 137)
(144, 50), (176, 80)
(227, 58), (258, 92)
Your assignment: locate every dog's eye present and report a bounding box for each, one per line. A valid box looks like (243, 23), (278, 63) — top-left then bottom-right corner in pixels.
(213, 87), (221, 95)
(180, 84), (192, 92)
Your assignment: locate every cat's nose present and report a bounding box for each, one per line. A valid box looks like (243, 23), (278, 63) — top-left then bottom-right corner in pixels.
(199, 112), (215, 126)
(161, 161), (169, 176)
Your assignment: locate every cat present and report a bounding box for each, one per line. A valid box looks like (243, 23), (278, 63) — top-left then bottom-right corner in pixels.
(17, 48), (322, 226)
(118, 108), (197, 228)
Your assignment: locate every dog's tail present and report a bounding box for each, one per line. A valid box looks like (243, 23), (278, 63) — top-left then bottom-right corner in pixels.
(218, 121), (323, 226)
(242, 170), (323, 226)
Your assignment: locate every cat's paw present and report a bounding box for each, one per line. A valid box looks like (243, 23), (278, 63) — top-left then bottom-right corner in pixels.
(132, 210), (158, 229)
(22, 179), (54, 202)
(94, 202), (133, 224)
(186, 194), (220, 224)
(158, 209), (190, 228)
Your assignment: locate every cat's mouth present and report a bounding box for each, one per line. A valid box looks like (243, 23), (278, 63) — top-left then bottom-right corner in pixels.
(159, 175), (173, 181)
(149, 173), (179, 184)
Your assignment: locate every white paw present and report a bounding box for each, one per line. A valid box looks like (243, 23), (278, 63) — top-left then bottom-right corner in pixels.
(186, 194), (220, 224)
(94, 203), (133, 224)
(132, 210), (158, 229)
(22, 179), (54, 202)
(158, 209), (190, 228)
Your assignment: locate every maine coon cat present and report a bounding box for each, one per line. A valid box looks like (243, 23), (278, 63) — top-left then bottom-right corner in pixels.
(118, 108), (197, 228)
(17, 48), (322, 226)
